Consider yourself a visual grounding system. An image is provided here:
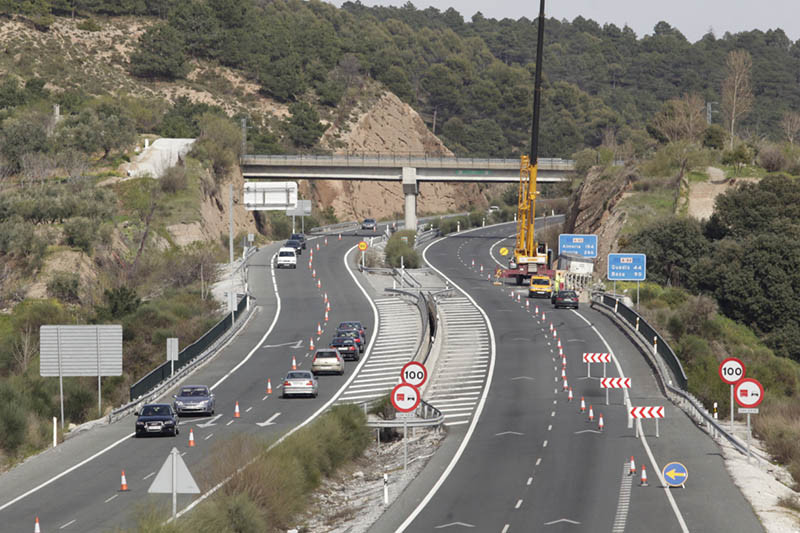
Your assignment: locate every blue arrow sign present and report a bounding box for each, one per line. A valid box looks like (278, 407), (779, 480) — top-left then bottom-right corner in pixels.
(558, 234), (598, 258)
(662, 461), (688, 487)
(607, 253), (646, 281)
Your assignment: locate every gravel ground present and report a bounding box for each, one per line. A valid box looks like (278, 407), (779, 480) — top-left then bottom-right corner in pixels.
(289, 427), (445, 533)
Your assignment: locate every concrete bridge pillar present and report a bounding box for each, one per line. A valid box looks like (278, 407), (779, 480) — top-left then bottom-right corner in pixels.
(402, 167), (418, 231)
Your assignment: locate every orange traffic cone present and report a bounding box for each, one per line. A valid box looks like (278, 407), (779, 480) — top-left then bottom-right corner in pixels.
(640, 465), (648, 486)
(471, 259), (475, 267)
(535, 305), (539, 314)
(562, 358), (567, 367)
(188, 428), (195, 447)
(292, 356), (297, 370)
(588, 405), (594, 422)
(267, 378), (272, 394)
(525, 300), (530, 308)
(557, 339), (562, 349)
(561, 367), (566, 378)
(317, 323), (322, 335)
(629, 456), (636, 476)
(568, 387), (573, 402)
(563, 378), (569, 391)
(316, 243), (320, 251)
(598, 414), (604, 431)
(542, 312), (546, 321)
(480, 264), (484, 273)
(324, 292), (328, 303)
(34, 517), (41, 533)
(120, 470), (129, 491)
(580, 397), (586, 412)
(326, 301), (331, 312)
(234, 402), (241, 418)
(312, 269), (316, 278)
(553, 329), (557, 339)
(324, 237), (328, 246)
(324, 310), (329, 322)
(516, 294), (521, 302)
(317, 279), (321, 289)
(310, 337), (315, 350)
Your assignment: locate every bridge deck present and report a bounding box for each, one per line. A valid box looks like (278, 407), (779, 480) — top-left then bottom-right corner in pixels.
(241, 154), (576, 171)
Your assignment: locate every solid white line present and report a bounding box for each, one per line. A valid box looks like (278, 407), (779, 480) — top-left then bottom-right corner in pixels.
(571, 309), (689, 533)
(396, 235), (496, 533)
(177, 243), (381, 520)
(444, 420), (470, 426)
(60, 519), (76, 529)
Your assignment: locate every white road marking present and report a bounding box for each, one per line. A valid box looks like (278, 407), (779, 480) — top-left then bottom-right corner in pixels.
(527, 477), (533, 486)
(245, 407), (253, 413)
(143, 472), (155, 480)
(501, 524), (510, 533)
(226, 420), (234, 426)
(536, 458), (542, 466)
(104, 495), (118, 503)
(204, 433), (214, 440)
(548, 425), (552, 431)
(515, 499), (523, 509)
(612, 463), (633, 533)
(59, 519), (76, 529)
(543, 440), (548, 447)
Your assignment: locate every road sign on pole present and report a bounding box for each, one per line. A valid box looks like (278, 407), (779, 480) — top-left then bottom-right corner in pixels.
(148, 447), (200, 520)
(600, 377), (631, 406)
(391, 383), (420, 413)
(630, 406), (665, 438)
(719, 357), (746, 432)
(662, 461), (688, 488)
(400, 361), (428, 388)
(167, 338), (178, 378)
(582, 352), (611, 379)
(558, 234), (598, 258)
(734, 378), (763, 408)
(607, 253), (646, 281)
(244, 181), (298, 211)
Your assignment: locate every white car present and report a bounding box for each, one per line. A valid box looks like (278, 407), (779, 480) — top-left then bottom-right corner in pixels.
(276, 247), (297, 269)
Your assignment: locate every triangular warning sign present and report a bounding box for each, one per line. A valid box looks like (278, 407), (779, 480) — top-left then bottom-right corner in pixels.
(148, 447), (200, 494)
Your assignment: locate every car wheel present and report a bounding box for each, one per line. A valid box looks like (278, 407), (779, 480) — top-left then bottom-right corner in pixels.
(313, 391), (318, 398)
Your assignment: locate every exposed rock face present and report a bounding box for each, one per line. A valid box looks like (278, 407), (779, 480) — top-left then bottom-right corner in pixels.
(316, 92), (485, 221)
(564, 166), (636, 275)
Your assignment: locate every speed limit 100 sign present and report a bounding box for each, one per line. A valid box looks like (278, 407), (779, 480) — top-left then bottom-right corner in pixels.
(391, 383), (420, 413)
(719, 357), (746, 385)
(401, 361), (427, 387)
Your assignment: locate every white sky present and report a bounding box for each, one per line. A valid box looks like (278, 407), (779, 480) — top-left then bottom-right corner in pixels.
(328, 0), (799, 43)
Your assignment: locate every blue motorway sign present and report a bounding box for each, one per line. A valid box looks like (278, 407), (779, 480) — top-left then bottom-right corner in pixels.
(607, 253), (646, 281)
(662, 461), (688, 487)
(558, 234), (598, 258)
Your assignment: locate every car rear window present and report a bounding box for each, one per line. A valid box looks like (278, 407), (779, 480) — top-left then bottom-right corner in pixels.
(180, 387), (207, 396)
(279, 251), (295, 257)
(287, 372), (311, 379)
(332, 339), (353, 345)
(315, 351), (338, 358)
(559, 291), (577, 297)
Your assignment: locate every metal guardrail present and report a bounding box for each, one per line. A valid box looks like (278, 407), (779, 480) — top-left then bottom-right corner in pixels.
(590, 291), (758, 459)
(307, 220), (359, 234)
(362, 398), (445, 429)
(127, 294), (250, 401)
(242, 153), (577, 170)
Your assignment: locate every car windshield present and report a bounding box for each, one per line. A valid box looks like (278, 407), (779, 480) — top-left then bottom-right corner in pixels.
(141, 405), (169, 416)
(287, 372), (311, 379)
(364, 219), (375, 223)
(279, 250), (295, 257)
(179, 387), (207, 397)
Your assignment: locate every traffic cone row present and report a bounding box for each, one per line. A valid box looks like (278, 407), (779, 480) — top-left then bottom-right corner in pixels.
(324, 292), (328, 303)
(561, 367), (566, 378)
(326, 301), (331, 312)
(557, 339), (562, 349)
(312, 269), (316, 278)
(563, 378), (569, 391)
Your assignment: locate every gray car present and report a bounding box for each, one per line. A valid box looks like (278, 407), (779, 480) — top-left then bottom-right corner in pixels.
(173, 385), (215, 416)
(282, 370), (319, 398)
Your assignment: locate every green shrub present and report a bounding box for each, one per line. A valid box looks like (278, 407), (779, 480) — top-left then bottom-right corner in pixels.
(77, 18), (102, 31)
(160, 166), (188, 193)
(385, 230), (420, 268)
(46, 272), (81, 303)
(0, 403), (27, 453)
(63, 216), (96, 253)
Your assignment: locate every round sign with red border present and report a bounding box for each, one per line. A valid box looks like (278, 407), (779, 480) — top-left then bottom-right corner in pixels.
(358, 241), (368, 251)
(734, 378), (764, 408)
(718, 357), (746, 385)
(400, 361), (428, 387)
(391, 383), (420, 413)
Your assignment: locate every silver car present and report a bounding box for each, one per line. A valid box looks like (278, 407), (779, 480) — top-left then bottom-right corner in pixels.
(282, 370), (319, 398)
(311, 349), (344, 375)
(173, 385), (215, 416)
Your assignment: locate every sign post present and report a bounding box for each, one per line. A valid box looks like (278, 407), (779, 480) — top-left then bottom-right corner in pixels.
(391, 383), (421, 472)
(719, 357), (746, 433)
(662, 461), (688, 488)
(734, 377), (764, 462)
(358, 241), (368, 269)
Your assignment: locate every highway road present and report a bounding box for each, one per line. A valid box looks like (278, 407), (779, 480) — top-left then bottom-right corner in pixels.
(393, 222), (762, 533)
(0, 232), (380, 531)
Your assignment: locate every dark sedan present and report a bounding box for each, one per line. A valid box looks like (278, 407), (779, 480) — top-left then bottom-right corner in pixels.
(173, 384), (215, 416)
(336, 328), (365, 352)
(552, 290), (579, 309)
(290, 233), (307, 249)
(338, 321), (367, 339)
(285, 239), (302, 255)
(135, 404), (179, 437)
(330, 337), (359, 361)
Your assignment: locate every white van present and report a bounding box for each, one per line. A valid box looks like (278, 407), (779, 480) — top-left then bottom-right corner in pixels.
(276, 247), (297, 269)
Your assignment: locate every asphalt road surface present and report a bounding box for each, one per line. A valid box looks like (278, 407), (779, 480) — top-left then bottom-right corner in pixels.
(0, 233), (376, 532)
(394, 222), (762, 533)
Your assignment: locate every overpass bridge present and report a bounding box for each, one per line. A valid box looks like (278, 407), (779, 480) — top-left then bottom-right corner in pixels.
(240, 154), (576, 229)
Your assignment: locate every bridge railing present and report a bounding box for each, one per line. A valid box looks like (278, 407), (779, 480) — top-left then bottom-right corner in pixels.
(242, 153), (576, 170)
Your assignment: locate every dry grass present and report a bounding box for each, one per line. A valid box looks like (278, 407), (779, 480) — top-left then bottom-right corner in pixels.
(754, 399), (800, 486)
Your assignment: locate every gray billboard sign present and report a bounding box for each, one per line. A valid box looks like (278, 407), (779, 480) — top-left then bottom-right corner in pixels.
(286, 199), (312, 217)
(40, 325), (122, 377)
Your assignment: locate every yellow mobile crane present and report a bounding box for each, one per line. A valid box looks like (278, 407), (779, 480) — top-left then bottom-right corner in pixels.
(501, 0), (551, 286)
